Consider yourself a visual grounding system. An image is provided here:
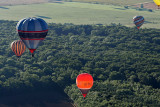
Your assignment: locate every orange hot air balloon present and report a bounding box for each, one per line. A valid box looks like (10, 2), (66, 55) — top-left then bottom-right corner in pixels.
(76, 73), (94, 98)
(11, 40), (26, 57)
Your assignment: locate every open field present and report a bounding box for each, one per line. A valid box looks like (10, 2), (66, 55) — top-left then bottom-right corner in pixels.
(0, 0), (153, 6)
(0, 0), (48, 6)
(0, 2), (160, 28)
(71, 0), (152, 6)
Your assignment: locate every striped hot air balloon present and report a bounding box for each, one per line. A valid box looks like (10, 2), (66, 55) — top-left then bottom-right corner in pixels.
(11, 40), (26, 57)
(76, 73), (94, 98)
(133, 16), (144, 29)
(16, 17), (48, 57)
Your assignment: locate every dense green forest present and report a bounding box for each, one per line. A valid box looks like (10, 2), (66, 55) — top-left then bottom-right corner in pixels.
(0, 20), (160, 106)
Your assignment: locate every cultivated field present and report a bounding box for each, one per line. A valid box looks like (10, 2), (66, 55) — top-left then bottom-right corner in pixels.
(72, 0), (153, 6)
(132, 2), (159, 10)
(0, 2), (160, 28)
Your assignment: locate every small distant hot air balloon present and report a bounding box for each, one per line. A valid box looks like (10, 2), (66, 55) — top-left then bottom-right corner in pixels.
(11, 40), (26, 57)
(76, 73), (94, 98)
(16, 17), (48, 57)
(153, 0), (160, 8)
(133, 16), (144, 29)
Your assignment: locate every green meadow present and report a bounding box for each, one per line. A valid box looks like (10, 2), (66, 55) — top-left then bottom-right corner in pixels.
(0, 2), (160, 28)
(71, 0), (152, 6)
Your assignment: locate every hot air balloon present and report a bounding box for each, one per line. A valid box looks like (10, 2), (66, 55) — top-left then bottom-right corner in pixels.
(153, 0), (160, 8)
(133, 16), (144, 29)
(16, 17), (48, 57)
(76, 73), (94, 98)
(11, 40), (26, 57)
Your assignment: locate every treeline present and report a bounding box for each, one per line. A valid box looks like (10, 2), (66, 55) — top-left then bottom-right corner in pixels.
(0, 20), (160, 106)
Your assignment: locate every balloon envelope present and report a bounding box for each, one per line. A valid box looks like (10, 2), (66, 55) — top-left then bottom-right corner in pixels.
(76, 73), (93, 97)
(11, 40), (26, 57)
(153, 0), (160, 7)
(16, 17), (48, 56)
(133, 16), (144, 29)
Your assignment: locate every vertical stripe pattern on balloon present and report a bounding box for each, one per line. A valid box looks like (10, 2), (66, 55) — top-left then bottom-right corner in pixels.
(11, 40), (26, 57)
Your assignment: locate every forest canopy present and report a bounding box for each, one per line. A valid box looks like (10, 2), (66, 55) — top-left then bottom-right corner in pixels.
(0, 20), (160, 106)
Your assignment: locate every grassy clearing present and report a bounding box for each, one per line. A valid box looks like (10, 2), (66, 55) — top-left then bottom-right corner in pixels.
(71, 0), (152, 6)
(0, 2), (160, 28)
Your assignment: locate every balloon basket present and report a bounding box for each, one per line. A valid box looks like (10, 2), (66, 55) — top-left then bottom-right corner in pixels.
(31, 53), (34, 57)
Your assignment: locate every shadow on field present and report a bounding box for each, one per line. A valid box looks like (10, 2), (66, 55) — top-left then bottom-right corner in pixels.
(48, 0), (64, 4)
(0, 6), (9, 9)
(36, 15), (52, 19)
(144, 21), (152, 24)
(114, 8), (127, 10)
